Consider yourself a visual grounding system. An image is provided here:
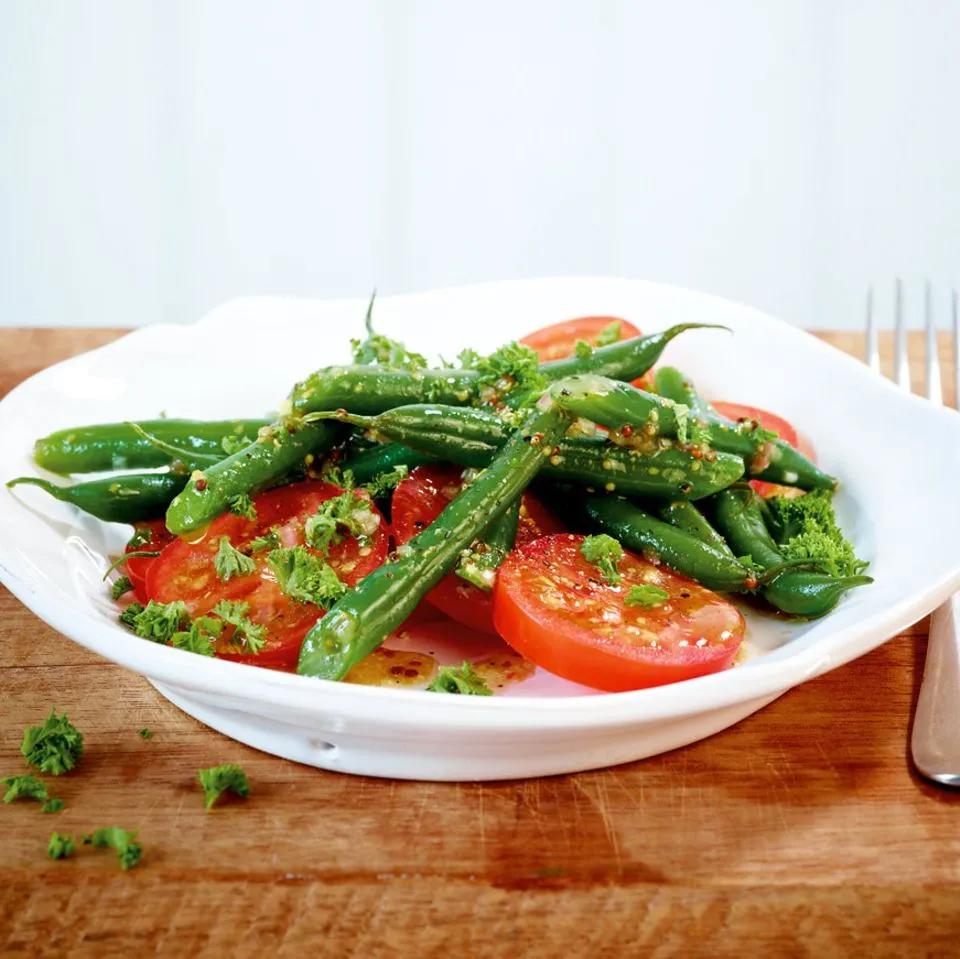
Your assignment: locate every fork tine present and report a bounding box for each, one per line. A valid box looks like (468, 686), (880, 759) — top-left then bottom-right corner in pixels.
(924, 280), (942, 405)
(893, 277), (911, 391)
(865, 285), (880, 372)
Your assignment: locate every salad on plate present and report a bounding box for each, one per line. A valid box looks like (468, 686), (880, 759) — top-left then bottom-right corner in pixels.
(8, 306), (870, 694)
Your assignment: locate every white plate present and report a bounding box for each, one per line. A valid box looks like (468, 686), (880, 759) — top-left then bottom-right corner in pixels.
(2, 278), (959, 781)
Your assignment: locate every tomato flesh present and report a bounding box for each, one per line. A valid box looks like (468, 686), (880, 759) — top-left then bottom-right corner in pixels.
(519, 316), (641, 363)
(145, 481), (389, 670)
(124, 519), (175, 603)
(492, 533), (744, 692)
(391, 465), (565, 634)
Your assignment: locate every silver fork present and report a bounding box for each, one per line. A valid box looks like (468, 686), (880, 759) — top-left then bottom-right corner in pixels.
(866, 280), (960, 786)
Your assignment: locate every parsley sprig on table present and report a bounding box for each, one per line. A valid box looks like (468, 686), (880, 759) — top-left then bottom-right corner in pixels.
(197, 763), (250, 809)
(21, 709), (84, 776)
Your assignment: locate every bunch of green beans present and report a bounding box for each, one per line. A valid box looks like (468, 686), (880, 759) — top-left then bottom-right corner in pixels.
(9, 316), (869, 683)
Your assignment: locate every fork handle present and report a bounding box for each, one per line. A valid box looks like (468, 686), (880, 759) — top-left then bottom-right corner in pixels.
(911, 593), (960, 786)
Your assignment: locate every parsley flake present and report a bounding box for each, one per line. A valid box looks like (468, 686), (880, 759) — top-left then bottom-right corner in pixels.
(48, 832), (76, 859)
(119, 599), (189, 643)
(126, 527), (153, 550)
(42, 797), (65, 813)
(460, 341), (547, 405)
(594, 321), (623, 347)
(266, 547), (347, 607)
(197, 763), (250, 809)
(214, 536), (255, 582)
(304, 491), (380, 553)
(580, 534), (624, 585)
(21, 709), (84, 776)
(2, 774), (49, 804)
(170, 616), (222, 657)
(350, 294), (428, 371)
(363, 465), (409, 499)
(247, 528), (280, 553)
(84, 827), (142, 870)
(211, 599), (267, 655)
(624, 584), (670, 608)
(228, 493), (257, 521)
(111, 576), (133, 600)
(138, 727), (153, 740)
(426, 662), (492, 696)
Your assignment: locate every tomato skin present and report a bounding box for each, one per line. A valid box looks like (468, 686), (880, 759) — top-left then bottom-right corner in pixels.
(711, 401), (816, 497)
(125, 520), (175, 602)
(145, 481), (388, 670)
(492, 534), (744, 692)
(519, 316), (641, 363)
(391, 465), (565, 634)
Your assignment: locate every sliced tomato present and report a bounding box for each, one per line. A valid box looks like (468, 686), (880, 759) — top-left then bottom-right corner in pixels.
(125, 519), (175, 602)
(711, 401), (816, 497)
(145, 481), (389, 670)
(519, 316), (641, 363)
(492, 533), (744, 692)
(391, 465), (565, 634)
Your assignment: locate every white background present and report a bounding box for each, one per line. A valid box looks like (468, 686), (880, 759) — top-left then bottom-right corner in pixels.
(2, 0), (957, 330)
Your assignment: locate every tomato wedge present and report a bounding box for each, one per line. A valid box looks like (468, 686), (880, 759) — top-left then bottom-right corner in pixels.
(146, 481), (389, 670)
(492, 533), (744, 691)
(124, 519), (175, 602)
(711, 401), (816, 497)
(519, 316), (641, 363)
(391, 465), (565, 634)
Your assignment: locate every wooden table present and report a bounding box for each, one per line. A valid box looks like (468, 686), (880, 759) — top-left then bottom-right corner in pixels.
(1, 329), (957, 957)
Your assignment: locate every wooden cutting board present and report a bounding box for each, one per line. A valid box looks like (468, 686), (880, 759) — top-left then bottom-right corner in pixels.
(1, 328), (957, 957)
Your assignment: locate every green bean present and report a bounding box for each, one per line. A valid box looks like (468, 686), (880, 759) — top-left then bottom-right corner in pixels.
(33, 419), (268, 475)
(289, 324), (714, 416)
(165, 418), (339, 535)
(297, 403), (571, 680)
(320, 404), (745, 500)
(341, 443), (439, 485)
(456, 497), (521, 591)
(710, 486), (870, 617)
(658, 500), (737, 558)
(7, 472), (188, 524)
(653, 367), (836, 491)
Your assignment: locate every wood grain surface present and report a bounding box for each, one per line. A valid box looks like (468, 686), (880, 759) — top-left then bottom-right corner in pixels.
(1, 328), (957, 958)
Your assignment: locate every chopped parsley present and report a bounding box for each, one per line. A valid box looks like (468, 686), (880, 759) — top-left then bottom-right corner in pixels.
(580, 534), (624, 585)
(319, 462), (356, 489)
(111, 576), (133, 600)
(766, 491), (868, 578)
(456, 543), (505, 592)
(84, 827), (142, 870)
(221, 433), (253, 456)
(211, 600), (267, 655)
(138, 727), (153, 740)
(363, 465), (409, 499)
(304, 491), (380, 553)
(574, 340), (594, 360)
(247, 528), (280, 553)
(267, 546), (347, 607)
(197, 763), (250, 809)
(2, 774), (49, 804)
(21, 709), (84, 776)
(460, 341), (547, 405)
(171, 616), (222, 656)
(351, 294), (428, 371)
(594, 320), (623, 347)
(426, 661), (492, 696)
(119, 599), (189, 643)
(126, 527), (153, 550)
(47, 832), (76, 859)
(42, 797), (65, 814)
(214, 536), (255, 582)
(228, 493), (257, 521)
(624, 584), (670, 608)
